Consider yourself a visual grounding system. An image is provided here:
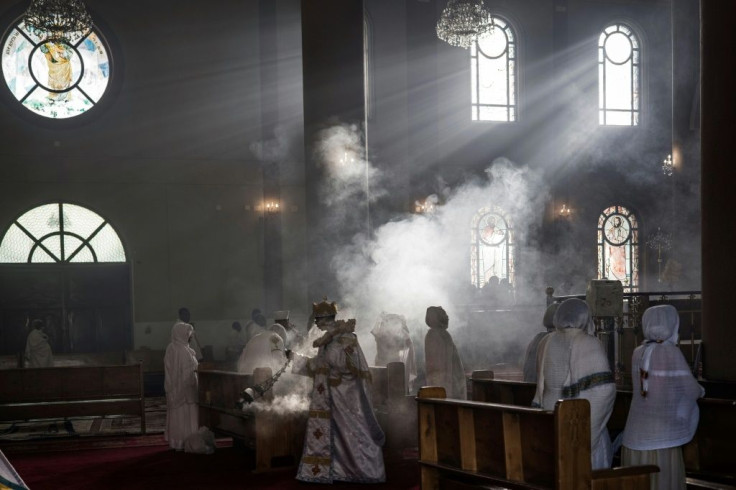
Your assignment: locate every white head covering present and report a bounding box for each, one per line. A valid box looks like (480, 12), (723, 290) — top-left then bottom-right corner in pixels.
(542, 303), (559, 331)
(553, 298), (595, 335)
(642, 304), (680, 344)
(622, 305), (705, 451)
(269, 323), (288, 344)
(425, 306), (449, 330)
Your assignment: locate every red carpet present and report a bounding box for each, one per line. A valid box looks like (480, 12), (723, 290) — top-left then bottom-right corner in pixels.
(5, 440), (420, 489)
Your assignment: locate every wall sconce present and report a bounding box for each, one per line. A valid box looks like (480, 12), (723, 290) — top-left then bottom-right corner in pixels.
(264, 201), (280, 214)
(661, 154), (674, 176)
(558, 203), (572, 219)
(414, 198), (437, 214)
(339, 151), (357, 166)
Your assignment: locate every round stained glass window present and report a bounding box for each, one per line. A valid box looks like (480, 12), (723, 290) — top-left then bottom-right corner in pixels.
(477, 213), (509, 246)
(603, 213), (631, 245)
(1, 20), (111, 119)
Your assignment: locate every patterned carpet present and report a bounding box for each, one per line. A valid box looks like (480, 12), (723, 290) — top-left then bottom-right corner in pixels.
(0, 397), (166, 442)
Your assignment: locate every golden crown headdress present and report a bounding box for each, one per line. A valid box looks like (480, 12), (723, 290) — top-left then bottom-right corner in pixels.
(313, 298), (338, 318)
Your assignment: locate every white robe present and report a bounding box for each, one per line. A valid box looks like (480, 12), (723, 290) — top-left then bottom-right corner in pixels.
(371, 314), (417, 392)
(25, 329), (53, 368)
(164, 322), (199, 450)
(425, 326), (467, 400)
(533, 328), (616, 469)
(237, 331), (286, 376)
(622, 305), (704, 490)
(292, 322), (385, 483)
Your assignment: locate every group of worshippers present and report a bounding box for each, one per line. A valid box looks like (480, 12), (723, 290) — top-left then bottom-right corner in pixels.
(523, 298), (703, 489)
(162, 298), (468, 485)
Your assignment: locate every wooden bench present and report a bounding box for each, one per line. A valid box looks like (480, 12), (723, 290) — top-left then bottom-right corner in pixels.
(470, 373), (736, 489)
(125, 349), (167, 396)
(470, 370), (535, 406)
(417, 386), (658, 489)
(370, 362), (417, 452)
(197, 368), (307, 472)
(0, 364), (145, 433)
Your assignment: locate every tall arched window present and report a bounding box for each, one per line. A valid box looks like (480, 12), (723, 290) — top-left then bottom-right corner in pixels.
(0, 202), (126, 263)
(470, 15), (517, 122)
(471, 206), (514, 287)
(598, 23), (641, 126)
(597, 205), (639, 291)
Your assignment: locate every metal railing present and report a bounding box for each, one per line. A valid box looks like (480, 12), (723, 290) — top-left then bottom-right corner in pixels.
(546, 288), (703, 385)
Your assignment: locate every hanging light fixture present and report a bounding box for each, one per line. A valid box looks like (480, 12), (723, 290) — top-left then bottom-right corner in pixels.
(23, 0), (93, 43)
(436, 0), (494, 49)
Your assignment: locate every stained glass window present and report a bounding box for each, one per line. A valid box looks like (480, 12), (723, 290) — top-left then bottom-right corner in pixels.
(471, 206), (514, 287)
(597, 205), (639, 291)
(1, 20), (111, 119)
(0, 203), (125, 263)
(598, 23), (640, 126)
(470, 16), (517, 122)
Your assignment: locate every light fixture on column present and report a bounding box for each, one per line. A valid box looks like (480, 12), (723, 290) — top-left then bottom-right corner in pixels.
(661, 154), (674, 176)
(23, 0), (93, 43)
(558, 203), (572, 219)
(414, 195), (439, 215)
(436, 0), (494, 49)
(264, 201), (280, 214)
(646, 227), (672, 283)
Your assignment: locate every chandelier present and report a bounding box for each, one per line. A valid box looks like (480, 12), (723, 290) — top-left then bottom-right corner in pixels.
(23, 0), (93, 44)
(436, 0), (494, 49)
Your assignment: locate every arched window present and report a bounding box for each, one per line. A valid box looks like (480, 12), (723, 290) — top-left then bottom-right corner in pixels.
(470, 15), (517, 122)
(598, 23), (640, 126)
(0, 203), (125, 263)
(597, 205), (639, 291)
(1, 19), (112, 119)
(471, 206), (514, 287)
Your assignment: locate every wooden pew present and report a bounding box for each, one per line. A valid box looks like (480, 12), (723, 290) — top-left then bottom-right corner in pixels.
(370, 362), (417, 452)
(0, 364), (145, 433)
(197, 368), (307, 472)
(417, 386), (657, 489)
(470, 373), (736, 489)
(125, 349), (165, 396)
(470, 370), (536, 406)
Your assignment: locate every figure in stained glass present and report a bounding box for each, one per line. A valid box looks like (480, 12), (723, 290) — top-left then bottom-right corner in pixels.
(41, 41), (73, 101)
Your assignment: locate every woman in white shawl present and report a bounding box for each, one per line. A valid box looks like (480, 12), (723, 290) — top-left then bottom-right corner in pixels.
(425, 306), (467, 400)
(622, 305), (704, 490)
(24, 319), (53, 368)
(532, 298), (616, 469)
(371, 312), (418, 392)
(164, 322), (199, 450)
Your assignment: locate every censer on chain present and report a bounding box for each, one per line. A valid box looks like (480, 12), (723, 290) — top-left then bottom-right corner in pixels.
(236, 350), (292, 408)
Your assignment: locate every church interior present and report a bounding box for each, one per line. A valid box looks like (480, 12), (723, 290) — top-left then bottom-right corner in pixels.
(0, 0), (734, 488)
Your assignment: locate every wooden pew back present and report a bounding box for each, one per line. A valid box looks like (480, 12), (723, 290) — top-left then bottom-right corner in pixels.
(197, 368), (307, 472)
(0, 364), (145, 432)
(470, 370), (536, 406)
(418, 387), (656, 489)
(370, 362), (417, 452)
(470, 373), (736, 488)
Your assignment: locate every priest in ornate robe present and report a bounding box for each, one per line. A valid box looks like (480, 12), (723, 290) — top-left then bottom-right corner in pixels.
(290, 299), (385, 484)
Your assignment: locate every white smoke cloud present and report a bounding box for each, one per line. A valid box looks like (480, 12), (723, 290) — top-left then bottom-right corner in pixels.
(313, 122), (384, 207)
(326, 156), (551, 370)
